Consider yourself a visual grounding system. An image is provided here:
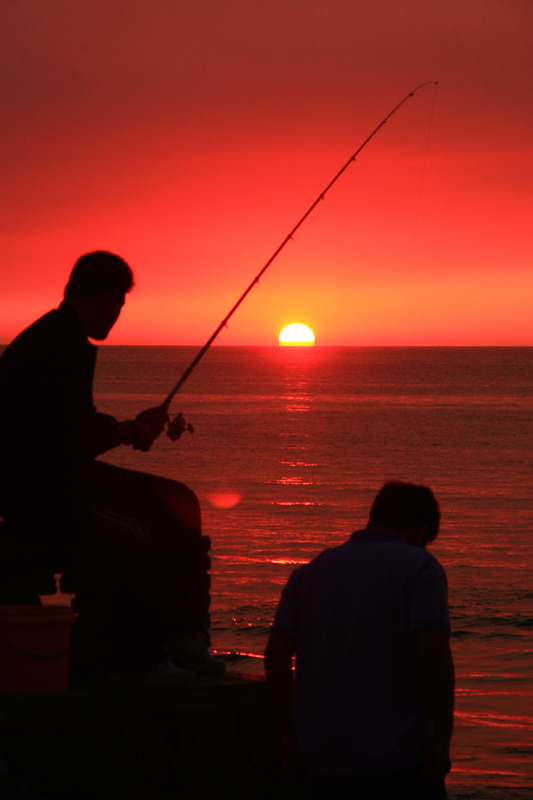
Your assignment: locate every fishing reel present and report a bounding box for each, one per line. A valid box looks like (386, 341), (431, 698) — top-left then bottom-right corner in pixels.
(167, 412), (194, 441)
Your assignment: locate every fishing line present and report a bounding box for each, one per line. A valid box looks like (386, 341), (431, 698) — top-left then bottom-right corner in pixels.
(163, 81), (438, 422)
(407, 83), (439, 264)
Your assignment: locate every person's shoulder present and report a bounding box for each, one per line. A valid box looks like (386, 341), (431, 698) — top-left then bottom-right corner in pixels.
(276, 546), (342, 609)
(6, 308), (62, 346)
(0, 309), (57, 366)
(416, 545), (445, 570)
(364, 533), (447, 585)
(405, 546), (448, 596)
(282, 547), (333, 585)
(308, 542), (346, 566)
(0, 305), (87, 379)
(293, 543), (351, 583)
(398, 540), (445, 572)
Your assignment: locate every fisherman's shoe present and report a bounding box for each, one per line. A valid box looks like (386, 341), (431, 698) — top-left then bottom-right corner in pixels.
(165, 633), (226, 676)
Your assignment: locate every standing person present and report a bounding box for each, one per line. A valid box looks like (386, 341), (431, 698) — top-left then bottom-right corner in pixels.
(265, 481), (454, 799)
(0, 251), (224, 684)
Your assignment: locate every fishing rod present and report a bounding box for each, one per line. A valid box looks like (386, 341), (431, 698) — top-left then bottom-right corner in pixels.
(164, 81), (437, 438)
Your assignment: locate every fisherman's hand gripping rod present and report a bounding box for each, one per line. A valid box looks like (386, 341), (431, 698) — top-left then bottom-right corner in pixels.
(163, 81), (437, 438)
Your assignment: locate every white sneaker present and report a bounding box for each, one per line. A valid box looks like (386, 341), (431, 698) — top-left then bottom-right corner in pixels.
(165, 634), (226, 676)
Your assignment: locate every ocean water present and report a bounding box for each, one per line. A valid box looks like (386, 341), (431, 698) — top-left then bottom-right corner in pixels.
(54, 346), (533, 796)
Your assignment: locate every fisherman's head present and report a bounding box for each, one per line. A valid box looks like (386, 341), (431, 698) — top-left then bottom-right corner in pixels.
(64, 251), (134, 340)
(367, 481), (440, 548)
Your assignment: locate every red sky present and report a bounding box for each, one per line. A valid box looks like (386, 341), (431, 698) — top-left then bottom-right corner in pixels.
(1, 0), (531, 345)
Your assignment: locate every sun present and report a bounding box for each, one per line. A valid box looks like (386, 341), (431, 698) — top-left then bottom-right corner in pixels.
(279, 323), (315, 346)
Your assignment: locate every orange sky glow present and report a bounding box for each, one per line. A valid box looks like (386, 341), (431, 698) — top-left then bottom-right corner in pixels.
(1, 1), (531, 346)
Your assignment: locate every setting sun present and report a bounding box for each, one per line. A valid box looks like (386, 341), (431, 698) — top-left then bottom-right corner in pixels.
(279, 323), (315, 346)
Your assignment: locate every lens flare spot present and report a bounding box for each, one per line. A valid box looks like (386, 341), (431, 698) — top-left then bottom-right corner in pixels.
(207, 491), (241, 508)
(279, 323), (315, 346)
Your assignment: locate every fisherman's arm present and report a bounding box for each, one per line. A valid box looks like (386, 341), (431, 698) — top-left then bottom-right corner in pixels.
(414, 627), (455, 783)
(91, 406), (169, 454)
(124, 406), (169, 450)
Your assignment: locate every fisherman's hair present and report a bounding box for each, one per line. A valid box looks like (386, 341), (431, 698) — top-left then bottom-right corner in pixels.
(368, 481), (440, 544)
(64, 251), (134, 301)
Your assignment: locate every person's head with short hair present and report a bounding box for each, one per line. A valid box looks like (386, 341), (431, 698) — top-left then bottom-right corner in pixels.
(64, 251), (134, 302)
(64, 251), (134, 340)
(367, 481), (440, 548)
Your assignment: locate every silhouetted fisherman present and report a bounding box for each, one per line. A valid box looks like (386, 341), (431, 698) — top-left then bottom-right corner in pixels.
(0, 251), (224, 684)
(265, 481), (454, 800)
